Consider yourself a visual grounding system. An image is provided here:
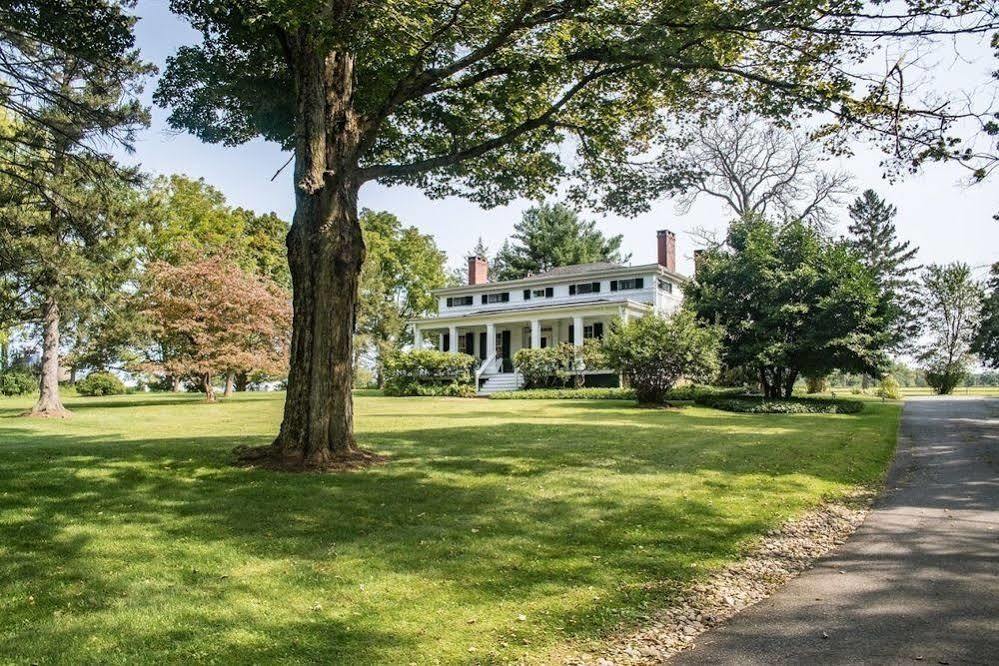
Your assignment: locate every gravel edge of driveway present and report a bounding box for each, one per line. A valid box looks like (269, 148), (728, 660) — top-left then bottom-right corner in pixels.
(568, 489), (878, 665)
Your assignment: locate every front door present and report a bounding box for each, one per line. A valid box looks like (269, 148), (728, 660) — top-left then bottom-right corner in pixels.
(500, 330), (512, 372)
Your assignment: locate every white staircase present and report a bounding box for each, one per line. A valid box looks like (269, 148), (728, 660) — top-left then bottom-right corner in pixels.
(477, 372), (524, 396)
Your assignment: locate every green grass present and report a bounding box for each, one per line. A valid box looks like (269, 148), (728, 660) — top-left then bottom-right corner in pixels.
(0, 392), (900, 664)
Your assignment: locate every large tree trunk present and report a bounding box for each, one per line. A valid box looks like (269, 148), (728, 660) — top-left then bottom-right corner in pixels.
(262, 43), (373, 469)
(29, 295), (70, 417)
(224, 372), (235, 397)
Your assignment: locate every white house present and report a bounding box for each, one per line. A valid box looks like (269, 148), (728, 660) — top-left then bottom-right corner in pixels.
(409, 229), (686, 394)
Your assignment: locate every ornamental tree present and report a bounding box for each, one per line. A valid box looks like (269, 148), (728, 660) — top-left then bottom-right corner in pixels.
(155, 0), (998, 467)
(141, 253), (292, 402)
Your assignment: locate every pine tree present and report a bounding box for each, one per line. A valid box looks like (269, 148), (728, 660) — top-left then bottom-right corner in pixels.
(0, 19), (150, 417)
(491, 203), (629, 281)
(847, 190), (921, 354)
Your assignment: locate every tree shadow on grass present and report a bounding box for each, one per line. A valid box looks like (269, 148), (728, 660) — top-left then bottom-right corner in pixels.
(0, 405), (897, 663)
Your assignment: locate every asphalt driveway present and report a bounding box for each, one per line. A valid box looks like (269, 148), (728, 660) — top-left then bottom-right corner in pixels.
(673, 397), (999, 665)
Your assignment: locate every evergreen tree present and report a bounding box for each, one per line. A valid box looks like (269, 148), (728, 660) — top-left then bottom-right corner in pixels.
(686, 215), (888, 398)
(847, 190), (921, 352)
(0, 3), (150, 417)
(972, 262), (999, 368)
(492, 203), (629, 281)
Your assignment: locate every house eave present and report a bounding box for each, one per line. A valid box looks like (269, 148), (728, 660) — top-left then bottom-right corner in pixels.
(433, 263), (687, 297)
(408, 298), (653, 327)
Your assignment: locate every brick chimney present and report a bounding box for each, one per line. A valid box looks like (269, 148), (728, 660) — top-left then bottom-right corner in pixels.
(468, 255), (488, 285)
(657, 229), (676, 272)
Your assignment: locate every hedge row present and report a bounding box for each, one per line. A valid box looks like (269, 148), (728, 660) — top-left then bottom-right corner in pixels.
(490, 387), (635, 400)
(488, 385), (744, 401)
(694, 395), (865, 414)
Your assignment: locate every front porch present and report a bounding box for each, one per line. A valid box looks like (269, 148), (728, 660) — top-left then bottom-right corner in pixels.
(410, 301), (650, 393)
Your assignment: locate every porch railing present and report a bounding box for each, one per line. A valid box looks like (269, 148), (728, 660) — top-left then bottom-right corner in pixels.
(475, 354), (498, 387)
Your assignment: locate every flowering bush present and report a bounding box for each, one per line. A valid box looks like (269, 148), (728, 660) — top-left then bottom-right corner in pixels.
(876, 375), (902, 400)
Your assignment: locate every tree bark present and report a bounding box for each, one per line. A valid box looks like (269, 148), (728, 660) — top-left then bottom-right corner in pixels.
(29, 295), (70, 417)
(268, 42), (369, 468)
(224, 372), (235, 397)
(170, 375), (181, 392)
(203, 372), (216, 402)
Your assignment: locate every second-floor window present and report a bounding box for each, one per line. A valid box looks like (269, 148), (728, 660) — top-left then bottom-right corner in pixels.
(523, 287), (554, 300)
(569, 281), (601, 295)
(610, 278), (644, 291)
(481, 292), (510, 304)
(446, 295), (474, 307)
(658, 278), (673, 294)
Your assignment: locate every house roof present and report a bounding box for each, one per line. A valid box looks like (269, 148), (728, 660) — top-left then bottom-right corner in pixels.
(529, 262), (622, 278)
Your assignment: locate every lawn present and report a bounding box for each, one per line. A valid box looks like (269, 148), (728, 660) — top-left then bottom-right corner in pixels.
(0, 392), (899, 664)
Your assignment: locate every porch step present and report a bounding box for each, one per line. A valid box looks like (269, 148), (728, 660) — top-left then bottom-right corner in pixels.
(477, 372), (524, 396)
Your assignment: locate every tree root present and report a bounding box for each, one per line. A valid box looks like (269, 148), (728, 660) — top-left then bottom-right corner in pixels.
(233, 443), (387, 473)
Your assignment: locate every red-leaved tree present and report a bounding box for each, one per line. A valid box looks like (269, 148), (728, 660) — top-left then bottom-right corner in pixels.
(142, 253), (292, 402)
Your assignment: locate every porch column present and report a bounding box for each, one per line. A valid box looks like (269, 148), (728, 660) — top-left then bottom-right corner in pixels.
(572, 315), (584, 347)
(448, 324), (458, 354)
(530, 319), (541, 349)
(413, 325), (423, 350)
(486, 323), (496, 359)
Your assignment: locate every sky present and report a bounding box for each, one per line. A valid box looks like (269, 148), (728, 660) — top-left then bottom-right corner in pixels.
(126, 1), (998, 279)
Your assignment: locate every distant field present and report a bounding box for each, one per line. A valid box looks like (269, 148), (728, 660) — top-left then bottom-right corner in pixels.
(898, 386), (999, 397)
(0, 391), (899, 664)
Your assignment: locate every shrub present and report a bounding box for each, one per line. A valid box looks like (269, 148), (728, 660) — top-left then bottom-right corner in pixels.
(490, 387), (636, 400)
(603, 311), (722, 404)
(513, 344), (572, 388)
(0, 371), (36, 396)
(695, 395), (864, 414)
(924, 362), (967, 395)
(76, 371), (126, 397)
(382, 349), (476, 396)
(876, 375), (902, 400)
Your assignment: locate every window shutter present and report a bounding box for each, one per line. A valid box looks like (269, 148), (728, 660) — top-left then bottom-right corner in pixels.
(446, 297), (453, 307)
(569, 284), (576, 296)
(442, 333), (450, 352)
(592, 281), (601, 293)
(568, 325), (574, 341)
(545, 287), (553, 298)
(481, 294), (487, 304)
(523, 289), (530, 300)
(502, 292), (510, 302)
(610, 280), (618, 291)
(635, 277), (644, 288)
(594, 322), (604, 339)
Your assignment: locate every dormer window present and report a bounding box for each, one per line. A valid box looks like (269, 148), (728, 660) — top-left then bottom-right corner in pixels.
(446, 295), (474, 307)
(610, 278), (644, 291)
(569, 282), (601, 295)
(523, 287), (554, 300)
